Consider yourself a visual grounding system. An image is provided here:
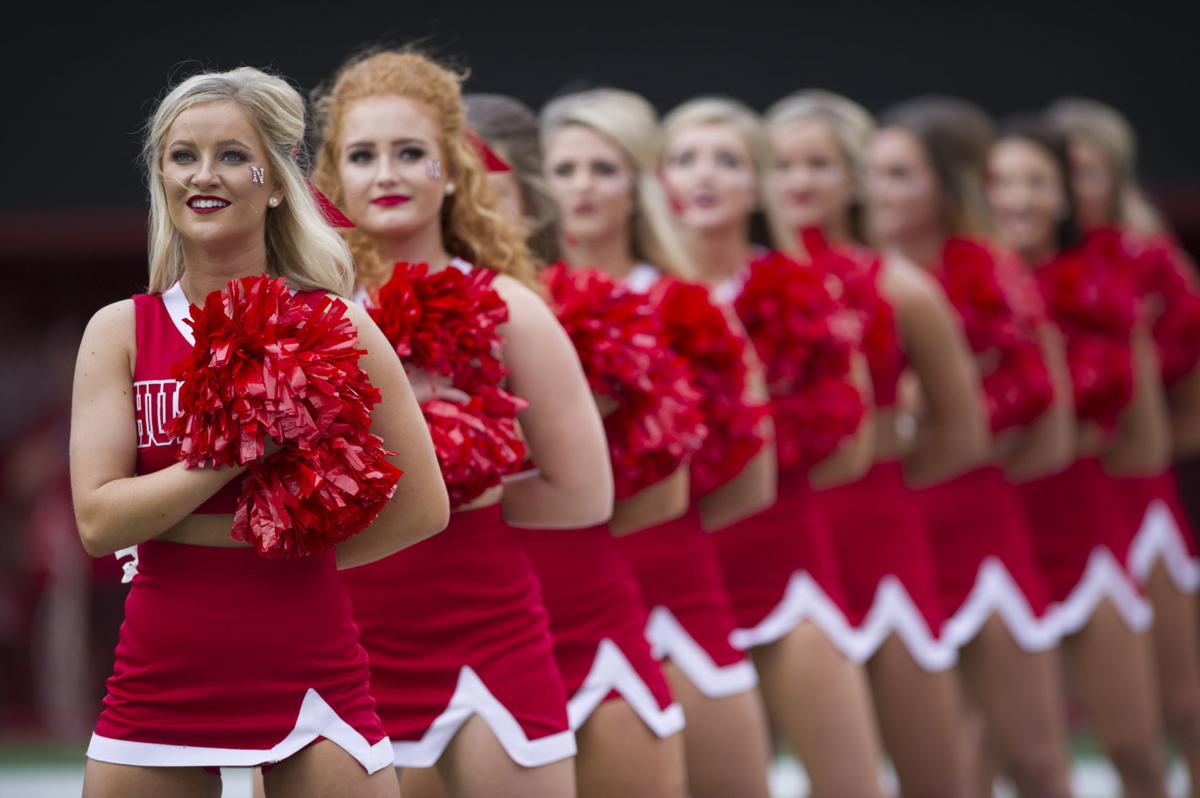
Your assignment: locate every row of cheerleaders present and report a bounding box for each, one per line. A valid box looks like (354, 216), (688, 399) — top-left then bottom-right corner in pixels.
(76, 50), (1200, 798)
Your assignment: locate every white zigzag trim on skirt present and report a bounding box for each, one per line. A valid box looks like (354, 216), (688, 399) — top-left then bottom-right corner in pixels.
(567, 638), (685, 738)
(853, 576), (958, 671)
(1050, 547), (1154, 636)
(87, 688), (393, 773)
(645, 606), (759, 699)
(942, 557), (1061, 652)
(1128, 499), (1200, 592)
(390, 665), (576, 768)
(727, 571), (868, 661)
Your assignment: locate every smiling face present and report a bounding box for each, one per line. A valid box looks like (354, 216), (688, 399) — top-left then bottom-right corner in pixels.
(866, 127), (942, 245)
(160, 100), (281, 250)
(660, 122), (758, 234)
(987, 138), (1067, 261)
(544, 124), (634, 246)
(769, 119), (855, 234)
(336, 94), (450, 243)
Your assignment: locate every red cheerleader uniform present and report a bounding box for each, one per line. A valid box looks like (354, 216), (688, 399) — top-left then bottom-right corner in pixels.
(1016, 235), (1153, 634)
(711, 251), (868, 661)
(606, 263), (759, 699)
(88, 284), (392, 773)
(1105, 229), (1200, 592)
(807, 230), (957, 671)
(341, 260), (575, 768)
(918, 239), (1061, 651)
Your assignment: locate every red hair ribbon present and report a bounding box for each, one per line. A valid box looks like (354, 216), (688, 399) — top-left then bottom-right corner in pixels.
(464, 128), (511, 173)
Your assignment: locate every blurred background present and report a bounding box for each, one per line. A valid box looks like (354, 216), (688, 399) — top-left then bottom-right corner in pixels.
(3, 3), (1199, 794)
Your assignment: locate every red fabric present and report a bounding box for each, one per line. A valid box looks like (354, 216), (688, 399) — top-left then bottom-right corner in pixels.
(648, 277), (768, 498)
(514, 524), (675, 711)
(615, 508), (748, 668)
(94, 541), (385, 751)
(801, 228), (905, 408)
(543, 264), (706, 499)
(306, 178), (356, 228)
(1016, 458), (1141, 600)
(465, 127), (512, 173)
(365, 262), (527, 508)
(918, 466), (1051, 618)
(821, 461), (946, 633)
(165, 277), (401, 558)
(1111, 470), (1200, 563)
(1123, 231), (1200, 387)
(132, 293), (241, 513)
(734, 250), (865, 470)
(340, 505), (569, 744)
(1036, 234), (1138, 431)
(714, 467), (850, 630)
(935, 238), (1054, 434)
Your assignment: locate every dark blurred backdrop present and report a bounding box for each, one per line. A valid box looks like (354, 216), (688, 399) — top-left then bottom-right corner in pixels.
(2, 0), (1199, 739)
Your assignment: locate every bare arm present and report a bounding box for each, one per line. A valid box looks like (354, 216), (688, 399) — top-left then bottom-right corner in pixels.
(1168, 365), (1200, 458)
(810, 351), (875, 489)
(887, 260), (990, 487)
(69, 301), (247, 557)
(698, 320), (777, 531)
(999, 322), (1075, 482)
(1103, 323), (1172, 475)
(335, 301), (450, 569)
(496, 277), (614, 528)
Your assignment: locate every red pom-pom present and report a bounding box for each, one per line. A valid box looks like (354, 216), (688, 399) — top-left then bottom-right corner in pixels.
(1036, 232), (1139, 430)
(1127, 234), (1200, 387)
(801, 228), (904, 407)
(937, 238), (1055, 434)
(649, 278), (768, 497)
(234, 426), (402, 558)
(543, 264), (706, 499)
(423, 394), (528, 507)
(367, 262), (528, 507)
(367, 263), (510, 389)
(734, 250), (865, 471)
(168, 275), (402, 557)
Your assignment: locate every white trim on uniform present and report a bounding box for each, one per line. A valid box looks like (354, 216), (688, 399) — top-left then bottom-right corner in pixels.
(854, 576), (958, 672)
(727, 570), (868, 662)
(1049, 547), (1154, 636)
(1128, 499), (1200, 593)
(623, 263), (662, 294)
(86, 688), (394, 773)
(161, 283), (195, 346)
(566, 638), (685, 738)
(114, 546), (139, 584)
(941, 557), (1061, 653)
(390, 665), (577, 768)
(645, 606), (759, 699)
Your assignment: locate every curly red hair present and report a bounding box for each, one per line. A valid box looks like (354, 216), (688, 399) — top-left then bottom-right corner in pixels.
(311, 49), (537, 290)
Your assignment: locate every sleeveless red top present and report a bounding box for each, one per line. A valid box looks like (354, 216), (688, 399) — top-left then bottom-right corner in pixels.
(131, 283), (330, 514)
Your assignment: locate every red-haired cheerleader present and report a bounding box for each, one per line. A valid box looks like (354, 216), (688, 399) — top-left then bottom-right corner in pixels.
(660, 96), (890, 796)
(74, 67), (449, 798)
(311, 51), (613, 798)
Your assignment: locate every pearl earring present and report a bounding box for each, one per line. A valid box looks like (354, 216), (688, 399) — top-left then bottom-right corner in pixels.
(444, 182), (456, 196)
(268, 197), (280, 208)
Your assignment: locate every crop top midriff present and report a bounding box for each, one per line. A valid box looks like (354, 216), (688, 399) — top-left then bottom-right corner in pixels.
(131, 282), (328, 514)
